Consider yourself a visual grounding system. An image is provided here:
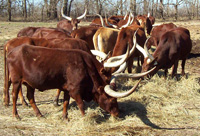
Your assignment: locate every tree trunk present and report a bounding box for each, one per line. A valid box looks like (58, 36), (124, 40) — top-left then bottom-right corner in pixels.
(23, 0), (27, 20)
(44, 0), (50, 18)
(120, 0), (123, 15)
(50, 0), (58, 19)
(63, 0), (68, 15)
(7, 0), (11, 21)
(159, 0), (164, 19)
(175, 0), (178, 20)
(197, 0), (199, 19)
(67, 0), (74, 16)
(95, 0), (99, 14)
(143, 0), (148, 14)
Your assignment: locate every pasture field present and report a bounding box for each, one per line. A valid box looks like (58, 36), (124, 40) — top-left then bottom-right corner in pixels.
(0, 21), (200, 136)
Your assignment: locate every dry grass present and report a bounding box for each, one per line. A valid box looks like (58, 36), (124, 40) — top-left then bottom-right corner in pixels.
(0, 21), (199, 136)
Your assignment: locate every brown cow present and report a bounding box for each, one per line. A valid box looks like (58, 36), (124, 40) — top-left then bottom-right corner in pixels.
(32, 27), (71, 39)
(17, 27), (42, 37)
(71, 26), (100, 49)
(3, 37), (91, 107)
(6, 45), (144, 119)
(142, 27), (192, 78)
(57, 7), (87, 33)
(147, 23), (177, 48)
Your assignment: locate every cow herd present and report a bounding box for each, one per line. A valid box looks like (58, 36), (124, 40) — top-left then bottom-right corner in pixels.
(2, 7), (192, 121)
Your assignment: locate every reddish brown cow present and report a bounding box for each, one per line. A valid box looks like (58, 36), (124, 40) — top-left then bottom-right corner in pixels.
(142, 27), (192, 78)
(57, 8), (87, 33)
(6, 45), (120, 119)
(3, 37), (91, 107)
(90, 17), (118, 27)
(71, 26), (100, 49)
(17, 27), (42, 37)
(147, 23), (177, 48)
(111, 25), (147, 73)
(32, 27), (71, 39)
(6, 44), (145, 119)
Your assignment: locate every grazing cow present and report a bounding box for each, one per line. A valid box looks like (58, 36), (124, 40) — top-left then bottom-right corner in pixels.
(71, 26), (100, 49)
(6, 44), (144, 119)
(142, 27), (192, 78)
(147, 23), (177, 48)
(111, 25), (147, 73)
(57, 7), (87, 33)
(3, 37), (91, 107)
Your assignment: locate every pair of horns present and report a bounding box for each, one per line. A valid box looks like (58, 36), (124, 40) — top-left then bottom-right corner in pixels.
(61, 6), (87, 21)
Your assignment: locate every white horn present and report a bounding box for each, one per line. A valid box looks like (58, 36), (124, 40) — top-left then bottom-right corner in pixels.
(90, 50), (107, 60)
(61, 6), (72, 21)
(112, 66), (156, 78)
(96, 14), (107, 28)
(119, 14), (131, 29)
(104, 43), (130, 68)
(112, 62), (127, 75)
(77, 8), (87, 20)
(123, 11), (128, 20)
(104, 78), (142, 98)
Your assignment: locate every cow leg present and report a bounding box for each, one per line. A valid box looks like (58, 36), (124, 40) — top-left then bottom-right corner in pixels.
(181, 59), (186, 76)
(12, 82), (21, 120)
(19, 88), (28, 106)
(53, 89), (61, 107)
(171, 60), (179, 78)
(74, 94), (85, 116)
(3, 79), (11, 106)
(62, 91), (70, 120)
(26, 85), (42, 117)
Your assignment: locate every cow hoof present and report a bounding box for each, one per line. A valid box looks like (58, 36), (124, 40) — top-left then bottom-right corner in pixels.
(13, 115), (21, 121)
(3, 102), (9, 107)
(53, 102), (60, 107)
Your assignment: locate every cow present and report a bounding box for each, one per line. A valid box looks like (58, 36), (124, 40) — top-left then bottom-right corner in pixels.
(93, 26), (119, 55)
(147, 23), (177, 48)
(90, 15), (118, 28)
(17, 27), (71, 39)
(141, 27), (192, 78)
(57, 7), (87, 33)
(71, 26), (99, 49)
(111, 25), (147, 73)
(6, 44), (146, 120)
(17, 27), (42, 37)
(32, 27), (71, 39)
(3, 37), (92, 107)
(134, 14), (153, 36)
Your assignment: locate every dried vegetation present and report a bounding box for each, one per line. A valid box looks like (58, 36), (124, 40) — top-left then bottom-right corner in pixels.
(0, 21), (199, 136)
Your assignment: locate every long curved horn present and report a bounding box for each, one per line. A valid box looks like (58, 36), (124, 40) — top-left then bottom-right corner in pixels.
(104, 13), (118, 28)
(76, 8), (87, 20)
(112, 66), (156, 78)
(104, 78), (142, 98)
(123, 11), (128, 20)
(104, 43), (130, 68)
(130, 13), (134, 25)
(119, 14), (131, 29)
(96, 14), (107, 28)
(61, 6), (72, 21)
(112, 62), (127, 75)
(144, 37), (155, 61)
(90, 50), (107, 60)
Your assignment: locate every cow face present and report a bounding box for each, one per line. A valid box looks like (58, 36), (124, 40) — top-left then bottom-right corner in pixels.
(142, 57), (158, 77)
(97, 87), (119, 117)
(71, 19), (80, 30)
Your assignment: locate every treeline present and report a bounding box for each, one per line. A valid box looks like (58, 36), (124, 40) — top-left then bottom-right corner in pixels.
(0, 0), (199, 21)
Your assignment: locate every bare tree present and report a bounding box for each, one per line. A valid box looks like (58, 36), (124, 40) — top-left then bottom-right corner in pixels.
(23, 0), (27, 20)
(7, 0), (11, 21)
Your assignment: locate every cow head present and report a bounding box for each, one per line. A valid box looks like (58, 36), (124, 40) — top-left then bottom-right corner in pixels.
(61, 7), (87, 30)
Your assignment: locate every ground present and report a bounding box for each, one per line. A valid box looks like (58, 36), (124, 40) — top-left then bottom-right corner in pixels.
(0, 20), (199, 136)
